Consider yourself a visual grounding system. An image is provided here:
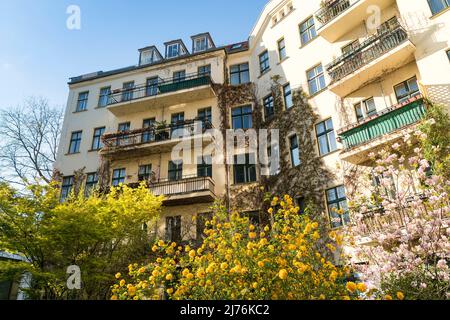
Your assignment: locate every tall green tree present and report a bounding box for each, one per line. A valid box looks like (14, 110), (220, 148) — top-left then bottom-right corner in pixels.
(0, 182), (163, 300)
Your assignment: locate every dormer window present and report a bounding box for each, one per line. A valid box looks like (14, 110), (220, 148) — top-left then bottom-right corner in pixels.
(194, 37), (208, 53)
(191, 33), (215, 54)
(138, 46), (163, 66)
(165, 40), (189, 59)
(167, 43), (180, 58)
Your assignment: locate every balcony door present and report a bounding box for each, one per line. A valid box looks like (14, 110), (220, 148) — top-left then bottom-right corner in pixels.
(117, 122), (131, 146)
(166, 216), (181, 243)
(171, 112), (185, 138)
(142, 118), (155, 143)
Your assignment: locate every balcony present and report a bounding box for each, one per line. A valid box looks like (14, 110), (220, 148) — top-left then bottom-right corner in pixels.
(315, 0), (395, 42)
(129, 176), (216, 206)
(326, 20), (415, 96)
(101, 120), (213, 160)
(107, 73), (215, 116)
(338, 95), (426, 164)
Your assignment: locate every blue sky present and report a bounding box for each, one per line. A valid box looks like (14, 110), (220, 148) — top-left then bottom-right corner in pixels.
(0, 0), (267, 109)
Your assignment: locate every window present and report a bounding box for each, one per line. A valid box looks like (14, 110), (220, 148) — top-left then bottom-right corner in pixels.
(198, 65), (211, 77)
(299, 17), (317, 45)
(168, 161), (183, 181)
(98, 87), (111, 107)
(283, 83), (293, 109)
(230, 63), (250, 85)
(61, 176), (74, 201)
(296, 197), (307, 215)
(316, 119), (337, 156)
(116, 122), (130, 146)
(307, 64), (326, 95)
(326, 186), (350, 228)
(91, 127), (105, 151)
(122, 81), (134, 102)
(196, 212), (213, 241)
(354, 98), (377, 121)
(142, 118), (155, 143)
(266, 142), (280, 175)
(263, 94), (274, 119)
(146, 77), (159, 96)
(394, 76), (420, 103)
(140, 49), (157, 65)
(118, 122), (130, 132)
(278, 38), (287, 61)
(68, 131), (82, 154)
(194, 37), (208, 52)
(233, 154), (257, 184)
(112, 168), (126, 186)
(138, 164), (152, 182)
(197, 155), (212, 178)
(289, 135), (300, 167)
(171, 112), (185, 137)
(428, 0), (449, 15)
(447, 49), (450, 61)
(85, 172), (98, 195)
(166, 216), (181, 243)
(76, 92), (89, 112)
(173, 70), (186, 83)
(167, 43), (180, 58)
(232, 105), (252, 130)
(198, 107), (212, 128)
(259, 50), (270, 74)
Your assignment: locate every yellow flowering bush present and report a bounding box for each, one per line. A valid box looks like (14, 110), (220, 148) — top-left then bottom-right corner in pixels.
(112, 196), (362, 300)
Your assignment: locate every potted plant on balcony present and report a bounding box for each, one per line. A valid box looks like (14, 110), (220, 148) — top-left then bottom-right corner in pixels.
(155, 120), (169, 141)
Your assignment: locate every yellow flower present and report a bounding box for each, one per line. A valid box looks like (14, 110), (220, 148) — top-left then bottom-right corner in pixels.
(165, 274), (173, 281)
(221, 262), (229, 270)
(128, 286), (136, 296)
(396, 292), (404, 300)
(158, 240), (165, 247)
(346, 282), (357, 293)
(166, 288), (174, 295)
(119, 279), (126, 287)
(258, 261), (264, 268)
(249, 232), (257, 239)
(189, 250), (196, 259)
(385, 295), (393, 300)
(249, 224), (255, 231)
(196, 269), (206, 278)
(115, 272), (121, 279)
(182, 268), (190, 277)
(252, 282), (258, 289)
(138, 267), (146, 274)
(268, 208), (274, 214)
(186, 273), (194, 280)
(278, 269), (288, 280)
(151, 270), (159, 277)
(357, 283), (367, 292)
(151, 245), (158, 252)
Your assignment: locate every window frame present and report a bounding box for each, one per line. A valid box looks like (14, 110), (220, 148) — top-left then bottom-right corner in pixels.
(289, 134), (300, 167)
(138, 164), (152, 182)
(354, 97), (377, 121)
(85, 172), (99, 196)
(263, 94), (275, 120)
(173, 70), (186, 83)
(61, 176), (74, 200)
(68, 131), (82, 154)
(427, 0), (449, 15)
(299, 16), (317, 46)
(91, 127), (105, 151)
(122, 81), (135, 102)
(231, 105), (253, 130)
(394, 76), (420, 103)
(76, 91), (89, 112)
(315, 118), (337, 156)
(146, 77), (159, 97)
(168, 161), (183, 181)
(112, 168), (126, 186)
(277, 37), (287, 61)
(198, 64), (211, 77)
(326, 185), (350, 229)
(197, 155), (212, 178)
(167, 43), (180, 58)
(98, 87), (111, 108)
(283, 83), (293, 109)
(230, 63), (250, 85)
(233, 154), (257, 184)
(259, 50), (270, 75)
(307, 64), (326, 96)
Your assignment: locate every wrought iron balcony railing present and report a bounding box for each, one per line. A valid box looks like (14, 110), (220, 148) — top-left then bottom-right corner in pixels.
(128, 175), (215, 198)
(338, 95), (425, 150)
(326, 20), (409, 83)
(107, 73), (212, 106)
(315, 0), (352, 27)
(102, 119), (213, 150)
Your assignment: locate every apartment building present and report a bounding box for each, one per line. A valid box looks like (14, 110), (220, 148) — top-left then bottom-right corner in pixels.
(55, 0), (450, 242)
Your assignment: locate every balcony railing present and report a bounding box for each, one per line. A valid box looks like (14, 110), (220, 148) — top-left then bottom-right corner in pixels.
(147, 175), (215, 197)
(326, 20), (409, 83)
(338, 95), (426, 150)
(107, 73), (212, 106)
(315, 0), (352, 27)
(102, 119), (213, 150)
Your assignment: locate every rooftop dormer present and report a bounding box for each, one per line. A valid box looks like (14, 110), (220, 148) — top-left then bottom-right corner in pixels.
(164, 39), (189, 59)
(138, 46), (163, 66)
(191, 32), (216, 54)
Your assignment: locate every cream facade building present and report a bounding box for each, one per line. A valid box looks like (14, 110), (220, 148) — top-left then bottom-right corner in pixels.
(55, 0), (450, 241)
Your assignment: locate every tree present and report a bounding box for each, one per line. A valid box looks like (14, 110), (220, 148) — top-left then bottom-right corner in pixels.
(112, 196), (365, 300)
(0, 97), (63, 186)
(0, 182), (164, 300)
(349, 129), (450, 300)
